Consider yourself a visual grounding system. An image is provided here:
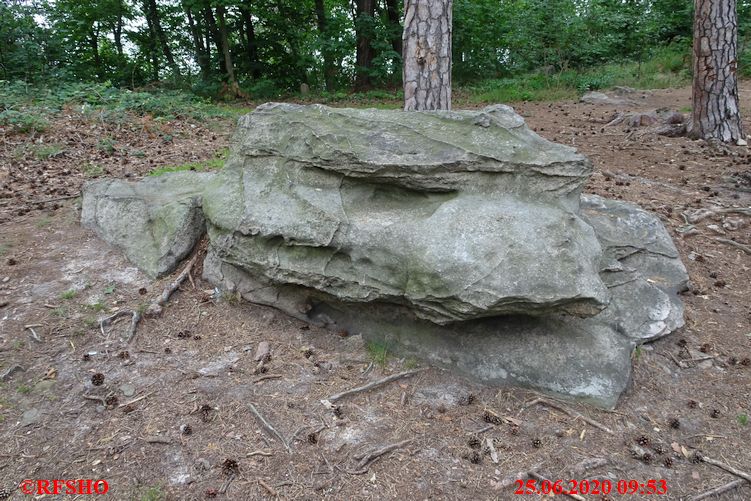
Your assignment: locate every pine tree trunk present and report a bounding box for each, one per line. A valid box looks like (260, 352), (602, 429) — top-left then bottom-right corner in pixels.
(403, 0), (452, 111)
(146, 0), (180, 78)
(216, 5), (242, 98)
(315, 0), (336, 90)
(354, 0), (376, 91)
(385, 0), (403, 64)
(240, 1), (261, 79)
(689, 0), (745, 143)
(185, 5), (211, 79)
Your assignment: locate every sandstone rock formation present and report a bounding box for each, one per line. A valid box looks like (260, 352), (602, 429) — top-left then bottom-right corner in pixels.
(81, 103), (689, 408)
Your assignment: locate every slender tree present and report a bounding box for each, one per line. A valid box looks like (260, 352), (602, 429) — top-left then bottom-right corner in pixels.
(354, 0), (376, 91)
(689, 0), (745, 143)
(403, 0), (452, 110)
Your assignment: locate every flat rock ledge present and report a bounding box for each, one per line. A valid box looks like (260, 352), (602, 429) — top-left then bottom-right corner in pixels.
(81, 103), (689, 408)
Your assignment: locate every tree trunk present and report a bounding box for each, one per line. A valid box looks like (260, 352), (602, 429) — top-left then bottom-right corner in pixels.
(403, 0), (452, 111)
(143, 1), (160, 80)
(146, 0), (180, 78)
(216, 5), (242, 97)
(315, 0), (336, 90)
(204, 7), (226, 75)
(113, 0), (124, 57)
(689, 0), (745, 143)
(385, 0), (402, 62)
(240, 1), (261, 79)
(354, 0), (376, 91)
(89, 26), (103, 80)
(185, 4), (211, 79)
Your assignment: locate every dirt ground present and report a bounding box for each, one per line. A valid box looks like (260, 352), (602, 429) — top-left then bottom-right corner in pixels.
(0, 84), (750, 500)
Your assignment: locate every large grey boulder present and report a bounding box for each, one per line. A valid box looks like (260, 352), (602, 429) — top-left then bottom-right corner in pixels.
(203, 104), (610, 324)
(80, 103), (689, 408)
(81, 172), (211, 278)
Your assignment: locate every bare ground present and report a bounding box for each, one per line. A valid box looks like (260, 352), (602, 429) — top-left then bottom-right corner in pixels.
(0, 84), (750, 500)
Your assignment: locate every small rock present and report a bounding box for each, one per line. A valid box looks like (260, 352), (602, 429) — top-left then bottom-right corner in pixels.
(738, 138), (748, 147)
(198, 352), (240, 377)
(254, 342), (271, 362)
(20, 408), (41, 427)
(120, 383), (136, 397)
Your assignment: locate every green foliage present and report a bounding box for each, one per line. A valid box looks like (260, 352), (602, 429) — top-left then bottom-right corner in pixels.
(738, 413), (749, 426)
(148, 148), (227, 176)
(366, 340), (390, 368)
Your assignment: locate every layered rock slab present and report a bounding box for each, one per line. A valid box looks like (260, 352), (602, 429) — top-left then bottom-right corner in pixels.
(81, 172), (210, 278)
(80, 103), (689, 408)
(204, 103), (610, 323)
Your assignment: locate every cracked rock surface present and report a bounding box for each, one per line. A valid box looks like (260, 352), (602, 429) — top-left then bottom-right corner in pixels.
(81, 103), (689, 407)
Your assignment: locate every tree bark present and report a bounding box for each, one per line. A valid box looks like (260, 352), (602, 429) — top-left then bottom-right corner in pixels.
(315, 0), (336, 90)
(240, 0), (261, 79)
(216, 5), (242, 97)
(354, 0), (376, 91)
(204, 6), (226, 75)
(145, 0), (180, 78)
(689, 0), (744, 143)
(385, 0), (402, 61)
(403, 0), (452, 110)
(185, 4), (211, 79)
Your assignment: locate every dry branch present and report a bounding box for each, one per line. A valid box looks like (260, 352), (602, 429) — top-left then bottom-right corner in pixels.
(714, 238), (751, 255)
(323, 368), (426, 404)
(145, 253), (199, 317)
(528, 471), (586, 501)
(248, 402), (291, 453)
(689, 480), (746, 501)
(355, 438), (412, 471)
(525, 398), (613, 434)
(698, 454), (751, 483)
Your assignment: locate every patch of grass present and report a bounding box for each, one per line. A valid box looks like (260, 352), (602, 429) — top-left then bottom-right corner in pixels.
(29, 143), (64, 160)
(97, 137), (116, 155)
(12, 340), (24, 350)
(59, 289), (77, 300)
(633, 345), (643, 361)
(87, 301), (107, 313)
(403, 357), (419, 370)
(83, 316), (98, 329)
(52, 306), (69, 318)
(738, 413), (749, 426)
(0, 109), (49, 133)
(103, 283), (116, 295)
(82, 163), (105, 178)
(366, 340), (390, 368)
(35, 216), (52, 229)
(148, 148), (228, 176)
(17, 384), (32, 394)
(465, 45), (690, 104)
(0, 244), (8, 256)
(140, 486), (165, 501)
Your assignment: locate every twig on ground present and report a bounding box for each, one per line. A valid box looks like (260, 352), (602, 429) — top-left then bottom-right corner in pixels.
(323, 368), (426, 404)
(219, 473), (236, 495)
(253, 374), (283, 384)
(248, 402), (291, 453)
(689, 480), (746, 501)
(99, 309), (141, 342)
(528, 471), (585, 501)
(83, 394), (107, 406)
(246, 450), (273, 457)
(354, 438), (412, 471)
(24, 324), (43, 342)
(145, 253), (199, 317)
(714, 238), (751, 255)
(524, 397), (614, 435)
(697, 454), (751, 483)
(117, 391), (154, 408)
(27, 193), (82, 205)
(144, 436), (171, 444)
(258, 479), (277, 496)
